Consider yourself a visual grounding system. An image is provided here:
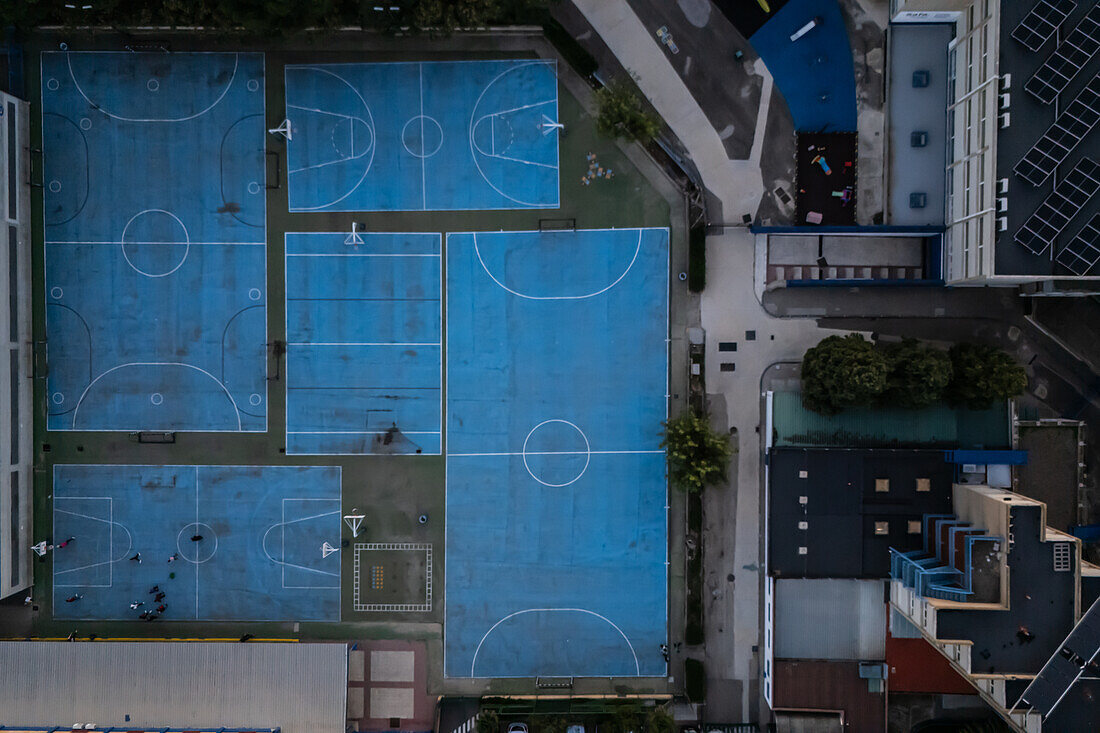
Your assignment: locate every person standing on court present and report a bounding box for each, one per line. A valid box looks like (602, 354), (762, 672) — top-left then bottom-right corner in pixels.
(65, 594), (83, 602)
(190, 534), (203, 542)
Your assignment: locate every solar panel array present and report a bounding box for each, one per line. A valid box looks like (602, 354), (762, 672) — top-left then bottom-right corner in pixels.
(1024, 5), (1100, 105)
(1014, 158), (1100, 255)
(1012, 0), (1077, 52)
(1014, 74), (1100, 185)
(1020, 597), (1100, 715)
(1056, 214), (1100, 274)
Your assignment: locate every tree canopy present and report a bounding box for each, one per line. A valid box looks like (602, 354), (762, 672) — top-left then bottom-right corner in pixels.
(800, 334), (1026, 414)
(595, 78), (662, 144)
(661, 411), (732, 493)
(880, 338), (954, 408)
(801, 334), (889, 414)
(945, 342), (1029, 409)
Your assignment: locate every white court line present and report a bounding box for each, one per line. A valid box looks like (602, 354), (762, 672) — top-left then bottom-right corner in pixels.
(46, 241), (265, 245)
(467, 60), (560, 208)
(53, 497), (118, 586)
(288, 430), (440, 435)
(469, 607), (640, 677)
(71, 362), (243, 432)
(420, 63), (427, 210)
(450, 449), (664, 457)
(286, 252), (440, 257)
(287, 342), (440, 347)
(471, 229), (642, 301)
(284, 66), (376, 211)
(287, 102), (360, 120)
(65, 52), (239, 123)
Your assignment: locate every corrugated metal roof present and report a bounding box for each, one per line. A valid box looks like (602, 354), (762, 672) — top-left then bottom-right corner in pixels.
(771, 392), (1010, 449)
(775, 579), (886, 660)
(0, 641), (346, 732)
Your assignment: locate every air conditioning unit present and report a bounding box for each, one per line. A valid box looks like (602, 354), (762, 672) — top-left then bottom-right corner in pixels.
(998, 197), (1009, 212)
(1001, 72), (1011, 90)
(1000, 112), (1011, 128)
(1000, 92), (1011, 109)
(999, 177), (1009, 194)
(998, 216), (1008, 232)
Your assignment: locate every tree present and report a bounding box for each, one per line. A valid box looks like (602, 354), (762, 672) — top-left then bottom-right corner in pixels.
(607, 703), (643, 733)
(645, 707), (676, 733)
(476, 711), (499, 733)
(661, 411), (732, 493)
(945, 342), (1028, 409)
(410, 0), (502, 35)
(800, 334), (889, 414)
(880, 339), (953, 408)
(595, 79), (661, 144)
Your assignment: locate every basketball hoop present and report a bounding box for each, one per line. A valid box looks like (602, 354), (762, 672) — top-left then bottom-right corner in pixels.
(269, 118), (292, 141)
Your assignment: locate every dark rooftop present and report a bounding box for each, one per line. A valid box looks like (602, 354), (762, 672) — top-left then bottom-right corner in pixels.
(935, 503), (1077, 674)
(1015, 423), (1082, 532)
(772, 660), (886, 733)
(997, 0), (1100, 276)
(769, 448), (955, 578)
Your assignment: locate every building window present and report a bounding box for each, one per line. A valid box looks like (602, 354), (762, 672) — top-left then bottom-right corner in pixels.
(875, 521), (890, 536)
(908, 520), (922, 535)
(798, 521), (808, 530)
(1054, 543), (1072, 572)
(798, 470), (808, 479)
(876, 478), (890, 493)
(916, 478), (931, 492)
(798, 546), (808, 555)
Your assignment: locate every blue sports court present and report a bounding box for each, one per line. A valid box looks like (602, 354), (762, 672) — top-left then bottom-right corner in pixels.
(284, 60), (560, 211)
(285, 232), (442, 455)
(41, 52), (268, 431)
(444, 228), (669, 678)
(52, 464), (342, 621)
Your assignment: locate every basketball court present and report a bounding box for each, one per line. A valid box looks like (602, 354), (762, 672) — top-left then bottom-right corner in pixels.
(40, 51), (268, 431)
(284, 59), (560, 211)
(284, 231), (442, 455)
(444, 227), (670, 678)
(51, 464), (342, 621)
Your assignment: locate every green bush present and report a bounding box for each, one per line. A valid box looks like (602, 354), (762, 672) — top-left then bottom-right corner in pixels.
(661, 412), (731, 493)
(684, 658), (706, 702)
(595, 79), (661, 144)
(477, 710), (499, 733)
(645, 707), (676, 733)
(688, 224), (706, 292)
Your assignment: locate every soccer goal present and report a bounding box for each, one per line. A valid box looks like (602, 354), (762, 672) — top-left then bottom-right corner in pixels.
(345, 221), (366, 247)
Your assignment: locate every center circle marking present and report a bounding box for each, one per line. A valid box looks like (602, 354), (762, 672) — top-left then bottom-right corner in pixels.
(49, 180), (62, 193)
(176, 522), (218, 564)
(150, 392), (163, 405)
(79, 117), (92, 130)
(401, 115), (444, 159)
(247, 79), (260, 92)
(147, 78), (160, 92)
(522, 419), (591, 487)
(47, 78), (60, 91)
(247, 181), (261, 195)
(249, 393), (262, 406)
(50, 286), (64, 299)
(52, 392), (65, 405)
(120, 209), (191, 278)
(248, 288), (262, 301)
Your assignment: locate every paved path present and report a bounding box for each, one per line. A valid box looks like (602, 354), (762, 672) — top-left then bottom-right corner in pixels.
(572, 0), (840, 721)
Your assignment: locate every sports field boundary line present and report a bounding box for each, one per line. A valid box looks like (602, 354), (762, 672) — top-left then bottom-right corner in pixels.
(60, 51), (240, 124)
(52, 496), (115, 589)
(449, 449), (664, 457)
(287, 342), (441, 347)
(46, 240), (266, 245)
(467, 607), (640, 678)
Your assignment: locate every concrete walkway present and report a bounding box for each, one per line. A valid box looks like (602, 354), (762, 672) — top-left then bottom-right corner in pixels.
(572, 0), (842, 722)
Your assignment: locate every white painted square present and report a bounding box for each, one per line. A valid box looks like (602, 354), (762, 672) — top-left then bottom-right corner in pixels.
(349, 650), (365, 681)
(370, 687), (415, 719)
(347, 686), (365, 718)
(371, 650), (416, 682)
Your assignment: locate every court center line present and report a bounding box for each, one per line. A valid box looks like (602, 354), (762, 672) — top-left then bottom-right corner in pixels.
(286, 253), (440, 257)
(420, 62), (427, 210)
(287, 342), (440, 347)
(449, 449), (664, 457)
